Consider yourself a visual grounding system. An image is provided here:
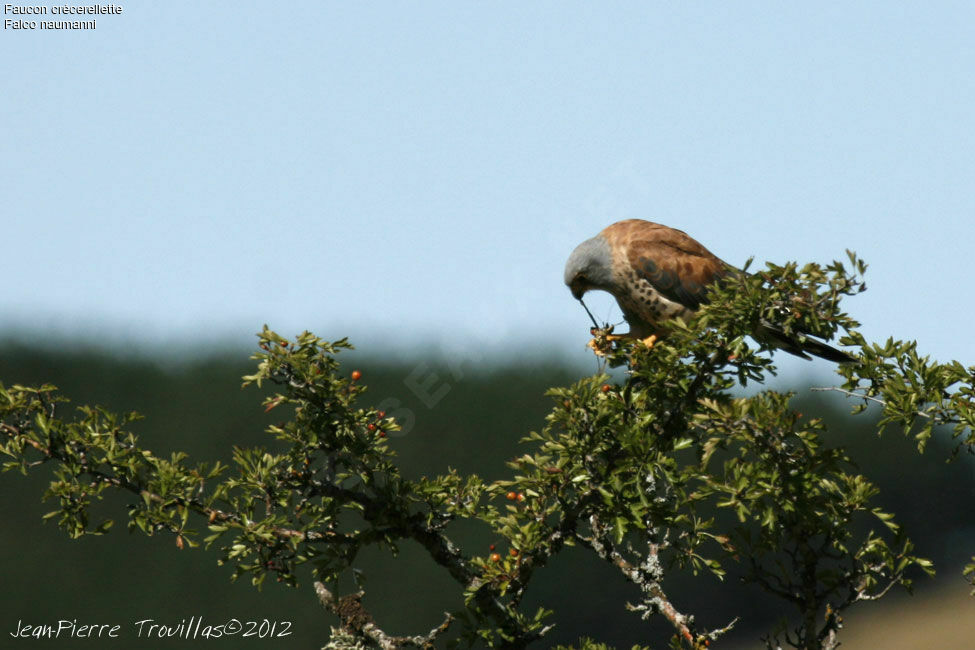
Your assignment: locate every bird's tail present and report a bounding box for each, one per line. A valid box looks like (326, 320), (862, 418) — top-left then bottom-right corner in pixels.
(755, 323), (856, 364)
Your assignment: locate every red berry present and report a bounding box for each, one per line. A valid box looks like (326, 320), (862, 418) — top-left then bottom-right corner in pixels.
(367, 424), (376, 431)
(490, 553), (501, 562)
(601, 384), (611, 393)
(516, 493), (525, 502)
(489, 544), (496, 551)
(377, 410), (386, 418)
(260, 343), (269, 351)
(509, 548), (519, 557)
(506, 491), (517, 501)
(378, 431), (386, 438)
(351, 370), (362, 381)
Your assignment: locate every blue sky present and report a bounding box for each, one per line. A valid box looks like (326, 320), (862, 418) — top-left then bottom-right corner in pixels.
(2, 2), (973, 372)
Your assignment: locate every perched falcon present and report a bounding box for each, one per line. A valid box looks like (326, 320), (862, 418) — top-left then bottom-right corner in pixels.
(564, 219), (854, 363)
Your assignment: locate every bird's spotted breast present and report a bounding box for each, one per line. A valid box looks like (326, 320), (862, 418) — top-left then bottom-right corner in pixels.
(620, 273), (693, 326)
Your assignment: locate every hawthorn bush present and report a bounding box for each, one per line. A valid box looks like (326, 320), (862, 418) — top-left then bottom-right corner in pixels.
(2, 254), (974, 650)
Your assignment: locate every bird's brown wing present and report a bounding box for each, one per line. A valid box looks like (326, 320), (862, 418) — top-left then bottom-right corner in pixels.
(611, 220), (728, 311)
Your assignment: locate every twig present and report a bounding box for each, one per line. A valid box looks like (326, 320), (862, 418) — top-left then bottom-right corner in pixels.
(810, 386), (933, 419)
(315, 582), (453, 649)
(810, 386), (893, 410)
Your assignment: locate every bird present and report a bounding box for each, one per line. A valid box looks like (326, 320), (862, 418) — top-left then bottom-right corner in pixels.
(563, 219), (855, 363)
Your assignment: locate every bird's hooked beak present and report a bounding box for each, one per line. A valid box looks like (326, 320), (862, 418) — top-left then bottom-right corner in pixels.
(568, 276), (587, 301)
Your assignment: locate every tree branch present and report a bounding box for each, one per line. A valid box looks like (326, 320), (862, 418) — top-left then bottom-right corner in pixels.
(315, 582), (453, 649)
(578, 514), (701, 645)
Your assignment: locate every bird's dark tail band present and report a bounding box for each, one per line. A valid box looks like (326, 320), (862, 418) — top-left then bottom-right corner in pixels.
(756, 324), (857, 364)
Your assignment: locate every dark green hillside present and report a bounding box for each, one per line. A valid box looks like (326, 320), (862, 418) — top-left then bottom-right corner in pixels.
(1, 340), (972, 648)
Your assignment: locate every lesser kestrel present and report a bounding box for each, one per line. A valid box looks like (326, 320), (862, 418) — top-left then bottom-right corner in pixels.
(564, 219), (854, 363)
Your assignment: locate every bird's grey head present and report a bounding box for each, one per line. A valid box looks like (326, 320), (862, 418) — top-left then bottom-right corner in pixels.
(563, 234), (614, 300)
